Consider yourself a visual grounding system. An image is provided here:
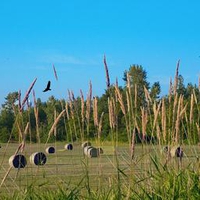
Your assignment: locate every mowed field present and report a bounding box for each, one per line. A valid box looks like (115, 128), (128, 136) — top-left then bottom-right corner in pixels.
(0, 142), (199, 195)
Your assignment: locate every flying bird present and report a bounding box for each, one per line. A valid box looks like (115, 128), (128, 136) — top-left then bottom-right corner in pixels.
(43, 81), (51, 92)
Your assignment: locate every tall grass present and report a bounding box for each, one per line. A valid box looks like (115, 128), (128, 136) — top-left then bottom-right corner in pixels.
(0, 60), (200, 199)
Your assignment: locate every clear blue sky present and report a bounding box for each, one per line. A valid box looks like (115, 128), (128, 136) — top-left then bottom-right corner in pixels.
(0, 0), (200, 106)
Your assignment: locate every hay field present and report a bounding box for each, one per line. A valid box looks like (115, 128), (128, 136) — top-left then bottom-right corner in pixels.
(0, 142), (199, 197)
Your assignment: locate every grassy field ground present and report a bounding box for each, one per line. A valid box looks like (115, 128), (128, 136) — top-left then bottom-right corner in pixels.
(0, 142), (199, 199)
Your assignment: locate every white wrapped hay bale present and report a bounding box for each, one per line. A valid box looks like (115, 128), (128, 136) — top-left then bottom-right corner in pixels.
(30, 152), (47, 166)
(9, 154), (27, 168)
(84, 146), (93, 155)
(64, 143), (73, 150)
(45, 146), (55, 154)
(81, 141), (91, 148)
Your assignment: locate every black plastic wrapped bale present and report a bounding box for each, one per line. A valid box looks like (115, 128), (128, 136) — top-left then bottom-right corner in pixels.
(45, 146), (55, 154)
(9, 154), (27, 169)
(87, 147), (99, 158)
(30, 152), (47, 166)
(81, 141), (91, 148)
(64, 143), (73, 150)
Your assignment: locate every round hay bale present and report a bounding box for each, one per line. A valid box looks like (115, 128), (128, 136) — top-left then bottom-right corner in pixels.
(81, 141), (91, 148)
(64, 143), (73, 150)
(30, 152), (47, 166)
(87, 147), (99, 158)
(45, 146), (55, 154)
(84, 146), (93, 156)
(170, 146), (183, 158)
(9, 154), (27, 168)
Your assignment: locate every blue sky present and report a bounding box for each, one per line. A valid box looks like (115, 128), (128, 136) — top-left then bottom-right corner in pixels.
(0, 0), (200, 106)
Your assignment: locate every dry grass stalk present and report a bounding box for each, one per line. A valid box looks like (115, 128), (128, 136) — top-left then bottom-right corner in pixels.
(190, 93), (194, 124)
(161, 98), (167, 143)
(171, 93), (178, 142)
(179, 102), (188, 118)
(126, 91), (130, 113)
(175, 95), (183, 143)
(65, 102), (70, 120)
(46, 109), (66, 145)
(131, 129), (135, 159)
(192, 89), (198, 105)
(168, 77), (173, 103)
(126, 72), (131, 96)
(93, 97), (98, 127)
(108, 98), (115, 129)
(33, 90), (40, 143)
(18, 90), (21, 111)
(53, 64), (58, 81)
(69, 101), (75, 119)
(80, 89), (85, 123)
(144, 86), (152, 106)
(156, 123), (161, 145)
(20, 122), (29, 152)
(103, 55), (110, 89)
(152, 101), (162, 132)
(21, 78), (37, 111)
(98, 112), (104, 139)
(195, 122), (200, 143)
(54, 109), (57, 137)
(134, 84), (137, 109)
(173, 59), (180, 95)
(141, 107), (148, 141)
(86, 81), (92, 127)
(115, 84), (126, 115)
(67, 89), (72, 102)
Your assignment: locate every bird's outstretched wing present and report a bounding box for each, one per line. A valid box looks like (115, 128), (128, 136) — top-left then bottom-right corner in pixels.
(43, 81), (51, 92)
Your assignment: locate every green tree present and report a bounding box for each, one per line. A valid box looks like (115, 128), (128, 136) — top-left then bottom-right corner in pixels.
(177, 75), (186, 95)
(123, 65), (150, 107)
(150, 81), (161, 101)
(2, 92), (19, 111)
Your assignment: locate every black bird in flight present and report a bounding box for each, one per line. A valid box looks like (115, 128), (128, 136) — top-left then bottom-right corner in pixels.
(43, 81), (51, 92)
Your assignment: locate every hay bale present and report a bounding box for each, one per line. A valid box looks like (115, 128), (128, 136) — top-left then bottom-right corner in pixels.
(30, 152), (47, 166)
(84, 146), (93, 155)
(45, 146), (55, 154)
(64, 143), (73, 150)
(170, 146), (183, 158)
(81, 141), (91, 148)
(9, 154), (27, 168)
(84, 146), (99, 158)
(161, 146), (170, 155)
(87, 148), (99, 158)
(97, 147), (104, 154)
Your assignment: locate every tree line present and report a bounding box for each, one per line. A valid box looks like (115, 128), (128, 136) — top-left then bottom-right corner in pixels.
(0, 64), (199, 144)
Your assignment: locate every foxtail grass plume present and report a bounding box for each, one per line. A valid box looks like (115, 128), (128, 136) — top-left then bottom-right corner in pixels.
(103, 55), (110, 90)
(20, 78), (37, 111)
(53, 64), (58, 81)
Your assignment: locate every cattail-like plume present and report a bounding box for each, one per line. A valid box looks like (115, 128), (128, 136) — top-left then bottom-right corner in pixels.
(21, 78), (37, 111)
(173, 59), (180, 95)
(53, 64), (58, 81)
(103, 55), (110, 90)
